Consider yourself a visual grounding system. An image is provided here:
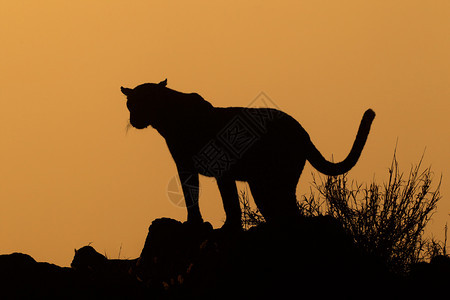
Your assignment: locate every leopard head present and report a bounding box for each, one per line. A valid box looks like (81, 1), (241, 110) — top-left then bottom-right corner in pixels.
(121, 79), (168, 129)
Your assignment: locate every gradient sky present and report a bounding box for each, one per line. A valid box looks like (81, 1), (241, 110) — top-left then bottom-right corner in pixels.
(1, 1), (449, 266)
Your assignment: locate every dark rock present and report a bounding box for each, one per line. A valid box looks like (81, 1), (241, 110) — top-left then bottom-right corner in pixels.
(135, 217), (213, 297)
(136, 216), (391, 299)
(70, 245), (146, 298)
(0, 253), (77, 298)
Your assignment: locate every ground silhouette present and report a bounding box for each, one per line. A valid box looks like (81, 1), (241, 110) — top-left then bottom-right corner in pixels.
(1, 216), (449, 299)
(121, 79), (375, 229)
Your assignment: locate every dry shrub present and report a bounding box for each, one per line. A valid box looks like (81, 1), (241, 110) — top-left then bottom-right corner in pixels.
(314, 152), (441, 273)
(240, 150), (443, 274)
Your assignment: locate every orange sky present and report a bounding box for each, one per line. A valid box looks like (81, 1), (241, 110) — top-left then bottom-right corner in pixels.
(1, 1), (449, 266)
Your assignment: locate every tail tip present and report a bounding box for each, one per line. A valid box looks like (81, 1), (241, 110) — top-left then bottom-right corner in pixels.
(363, 109), (376, 123)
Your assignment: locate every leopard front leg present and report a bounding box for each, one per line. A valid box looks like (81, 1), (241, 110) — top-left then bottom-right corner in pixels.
(177, 170), (203, 225)
(217, 176), (242, 230)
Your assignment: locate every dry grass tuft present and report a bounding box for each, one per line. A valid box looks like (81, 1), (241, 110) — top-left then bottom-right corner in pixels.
(239, 150), (443, 274)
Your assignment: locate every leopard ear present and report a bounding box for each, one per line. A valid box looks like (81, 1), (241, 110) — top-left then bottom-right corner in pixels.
(158, 79), (167, 87)
(121, 86), (133, 96)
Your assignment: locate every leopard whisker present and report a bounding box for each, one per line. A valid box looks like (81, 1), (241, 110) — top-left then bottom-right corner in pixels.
(125, 120), (133, 134)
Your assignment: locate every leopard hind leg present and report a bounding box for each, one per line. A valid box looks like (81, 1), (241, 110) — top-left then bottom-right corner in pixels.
(248, 174), (301, 224)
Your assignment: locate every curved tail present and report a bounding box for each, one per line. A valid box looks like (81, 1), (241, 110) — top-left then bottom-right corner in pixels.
(307, 109), (376, 176)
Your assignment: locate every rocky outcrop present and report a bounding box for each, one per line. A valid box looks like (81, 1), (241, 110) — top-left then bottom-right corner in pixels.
(1, 216), (449, 299)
